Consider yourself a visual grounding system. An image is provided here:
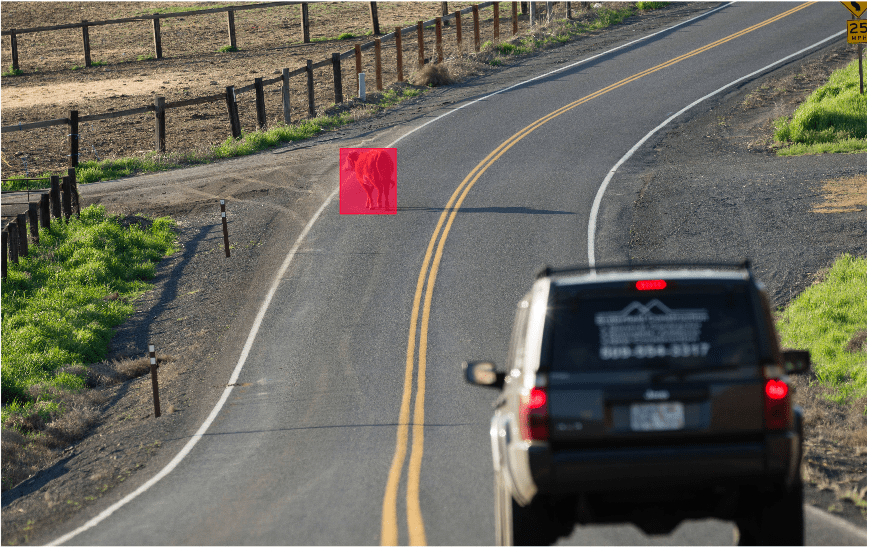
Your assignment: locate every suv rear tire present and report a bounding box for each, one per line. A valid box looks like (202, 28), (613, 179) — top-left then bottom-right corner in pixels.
(736, 480), (804, 546)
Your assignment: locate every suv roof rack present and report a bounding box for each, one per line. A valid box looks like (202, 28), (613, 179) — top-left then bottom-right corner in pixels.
(535, 260), (752, 280)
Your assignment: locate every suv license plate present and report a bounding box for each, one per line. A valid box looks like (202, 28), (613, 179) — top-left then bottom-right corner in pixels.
(630, 402), (685, 431)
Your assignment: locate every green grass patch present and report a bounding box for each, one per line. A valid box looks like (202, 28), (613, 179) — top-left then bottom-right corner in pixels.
(136, 54), (155, 62)
(2, 65), (24, 76)
(777, 254), (867, 403)
(1, 205), (177, 413)
(217, 45), (238, 53)
(774, 58), (867, 155)
(636, 1), (669, 10)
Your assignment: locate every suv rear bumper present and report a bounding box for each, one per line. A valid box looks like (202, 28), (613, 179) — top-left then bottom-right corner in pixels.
(530, 433), (798, 494)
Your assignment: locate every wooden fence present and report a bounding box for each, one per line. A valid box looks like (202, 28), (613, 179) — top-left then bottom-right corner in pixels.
(0, 2), (546, 167)
(1, 169), (81, 279)
(1, 1), (394, 72)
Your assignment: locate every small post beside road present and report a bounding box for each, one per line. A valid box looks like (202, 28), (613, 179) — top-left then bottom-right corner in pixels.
(220, 199), (231, 257)
(149, 345), (161, 418)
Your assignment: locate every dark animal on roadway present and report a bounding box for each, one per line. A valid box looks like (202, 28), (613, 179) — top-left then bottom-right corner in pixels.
(343, 149), (396, 210)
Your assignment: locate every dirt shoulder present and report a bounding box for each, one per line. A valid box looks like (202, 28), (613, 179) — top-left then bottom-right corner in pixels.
(1, 3), (867, 545)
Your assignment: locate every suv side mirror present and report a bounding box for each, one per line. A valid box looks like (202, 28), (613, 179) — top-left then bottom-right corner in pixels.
(463, 361), (505, 388)
(781, 349), (811, 374)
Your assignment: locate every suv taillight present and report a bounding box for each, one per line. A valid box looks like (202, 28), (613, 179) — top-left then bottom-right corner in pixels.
(764, 379), (791, 430)
(519, 387), (549, 441)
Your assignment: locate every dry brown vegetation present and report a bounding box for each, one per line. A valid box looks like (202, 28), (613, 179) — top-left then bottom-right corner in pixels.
(1, 355), (171, 492)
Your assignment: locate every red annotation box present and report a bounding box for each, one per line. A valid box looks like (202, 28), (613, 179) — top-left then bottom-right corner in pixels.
(340, 148), (397, 215)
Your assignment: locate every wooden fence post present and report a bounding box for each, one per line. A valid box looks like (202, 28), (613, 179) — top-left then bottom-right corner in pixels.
(39, 193), (50, 229)
(225, 86), (241, 138)
(68, 110), (79, 169)
(82, 20), (92, 67)
(282, 68), (292, 124)
(152, 15), (163, 59)
(1, 229), (7, 279)
(8, 222), (18, 265)
(565, 1), (571, 19)
(354, 44), (362, 94)
(10, 30), (19, 71)
(417, 21), (424, 68)
(227, 10), (237, 50)
(455, 11), (463, 53)
(529, 1), (536, 27)
(331, 53), (343, 104)
(513, 2), (519, 35)
(154, 96), (166, 152)
(494, 3), (500, 43)
(68, 168), (80, 216)
(50, 176), (61, 219)
(369, 2), (381, 35)
(61, 177), (73, 220)
(395, 27), (404, 82)
(375, 38), (383, 90)
(473, 5), (480, 52)
(16, 214), (28, 258)
(28, 203), (39, 245)
(301, 3), (311, 43)
(306, 59), (315, 117)
(436, 18), (443, 63)
(442, 2), (450, 23)
(255, 77), (267, 130)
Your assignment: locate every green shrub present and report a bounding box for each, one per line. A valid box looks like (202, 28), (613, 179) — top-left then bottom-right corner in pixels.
(1, 205), (177, 406)
(775, 58), (867, 153)
(777, 254), (867, 402)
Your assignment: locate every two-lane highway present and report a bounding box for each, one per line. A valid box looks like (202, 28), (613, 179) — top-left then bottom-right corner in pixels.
(50, 3), (863, 545)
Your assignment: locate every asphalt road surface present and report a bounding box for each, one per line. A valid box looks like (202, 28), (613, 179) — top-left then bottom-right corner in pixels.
(49, 2), (865, 545)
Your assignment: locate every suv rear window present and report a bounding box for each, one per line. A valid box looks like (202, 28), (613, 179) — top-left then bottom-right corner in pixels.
(547, 284), (759, 371)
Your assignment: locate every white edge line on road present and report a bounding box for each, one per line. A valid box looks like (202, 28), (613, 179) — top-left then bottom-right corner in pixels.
(805, 505), (869, 542)
(587, 29), (847, 269)
(48, 4), (734, 544)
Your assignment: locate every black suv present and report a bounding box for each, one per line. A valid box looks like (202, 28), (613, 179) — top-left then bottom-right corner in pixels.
(464, 262), (810, 546)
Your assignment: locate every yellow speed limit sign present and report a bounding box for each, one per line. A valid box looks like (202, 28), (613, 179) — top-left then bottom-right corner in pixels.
(848, 19), (867, 43)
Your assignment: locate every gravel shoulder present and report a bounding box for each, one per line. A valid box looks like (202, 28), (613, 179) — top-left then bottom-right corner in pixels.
(2, 4), (867, 544)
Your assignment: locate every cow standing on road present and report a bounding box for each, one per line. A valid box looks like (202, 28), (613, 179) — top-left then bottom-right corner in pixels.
(343, 149), (396, 210)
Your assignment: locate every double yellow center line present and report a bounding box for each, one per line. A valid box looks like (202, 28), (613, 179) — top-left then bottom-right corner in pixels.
(380, 3), (814, 544)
